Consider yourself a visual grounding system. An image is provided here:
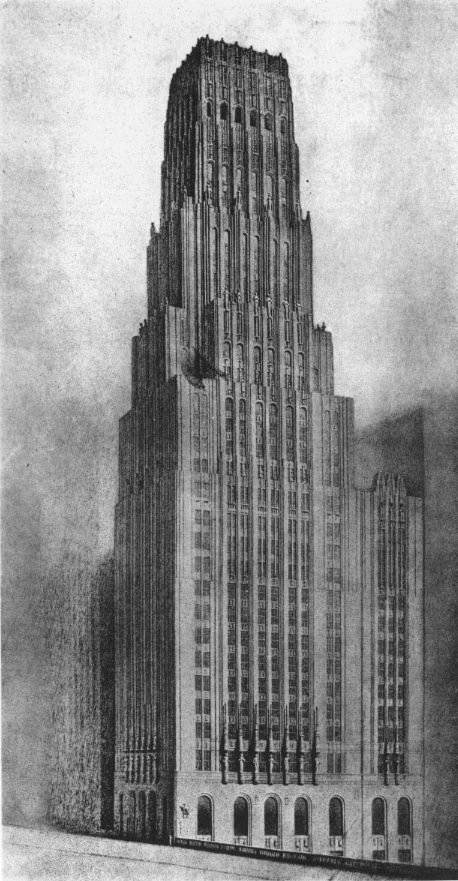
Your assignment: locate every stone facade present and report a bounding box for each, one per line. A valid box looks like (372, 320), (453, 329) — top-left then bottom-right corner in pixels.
(113, 36), (425, 863)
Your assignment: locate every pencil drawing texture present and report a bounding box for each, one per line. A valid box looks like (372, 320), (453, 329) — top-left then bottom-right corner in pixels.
(3, 6), (457, 876)
(110, 36), (423, 861)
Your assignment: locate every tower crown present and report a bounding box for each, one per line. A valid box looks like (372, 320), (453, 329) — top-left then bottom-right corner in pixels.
(150, 39), (312, 322)
(161, 36), (300, 225)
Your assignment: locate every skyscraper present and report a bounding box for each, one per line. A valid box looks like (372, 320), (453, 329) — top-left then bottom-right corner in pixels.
(113, 36), (424, 862)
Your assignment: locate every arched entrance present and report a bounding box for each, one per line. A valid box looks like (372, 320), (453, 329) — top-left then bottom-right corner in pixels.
(329, 796), (344, 854)
(294, 796), (310, 852)
(233, 796), (249, 845)
(398, 798), (412, 863)
(371, 797), (387, 860)
(197, 795), (213, 840)
(264, 796), (279, 849)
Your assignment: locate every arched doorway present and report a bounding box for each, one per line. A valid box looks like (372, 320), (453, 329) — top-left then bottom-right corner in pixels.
(398, 798), (412, 863)
(233, 796), (249, 845)
(294, 797), (309, 835)
(329, 796), (344, 854)
(264, 796), (279, 848)
(197, 795), (213, 840)
(371, 797), (386, 860)
(294, 797), (310, 852)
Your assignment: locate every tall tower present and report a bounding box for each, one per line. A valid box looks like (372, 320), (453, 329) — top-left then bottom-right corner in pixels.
(114, 36), (424, 861)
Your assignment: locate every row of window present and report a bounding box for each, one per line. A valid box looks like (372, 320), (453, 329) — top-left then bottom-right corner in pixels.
(206, 101), (288, 133)
(226, 398), (308, 461)
(204, 50), (287, 91)
(222, 345), (308, 388)
(196, 794), (412, 859)
(210, 168), (290, 216)
(222, 301), (304, 339)
(216, 229), (294, 299)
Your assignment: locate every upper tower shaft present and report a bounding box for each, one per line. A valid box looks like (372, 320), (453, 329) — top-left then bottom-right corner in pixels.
(150, 38), (313, 320)
(161, 36), (301, 225)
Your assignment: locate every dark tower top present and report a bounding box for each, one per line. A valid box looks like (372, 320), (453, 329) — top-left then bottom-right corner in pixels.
(148, 36), (312, 330)
(162, 37), (298, 218)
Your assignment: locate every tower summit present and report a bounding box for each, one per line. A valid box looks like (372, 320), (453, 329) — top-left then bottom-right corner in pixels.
(114, 36), (424, 861)
(148, 35), (312, 339)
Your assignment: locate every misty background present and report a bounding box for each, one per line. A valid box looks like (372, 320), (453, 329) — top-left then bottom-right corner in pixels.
(2, 0), (457, 826)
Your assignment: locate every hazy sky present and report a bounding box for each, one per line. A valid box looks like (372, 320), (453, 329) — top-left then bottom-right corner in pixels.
(1, 0), (457, 822)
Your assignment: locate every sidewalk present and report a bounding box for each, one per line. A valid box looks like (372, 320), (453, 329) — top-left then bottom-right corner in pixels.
(2, 825), (403, 881)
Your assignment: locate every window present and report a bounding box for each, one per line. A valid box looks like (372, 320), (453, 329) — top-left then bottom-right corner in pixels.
(285, 351), (292, 387)
(264, 797), (278, 836)
(224, 229), (230, 286)
(258, 515), (267, 577)
(294, 798), (309, 836)
(242, 234), (248, 295)
(372, 798), (385, 835)
(271, 516), (280, 577)
(267, 348), (275, 386)
(240, 512), (249, 577)
(250, 109), (257, 127)
(239, 399), (247, 456)
(207, 162), (214, 198)
(206, 101), (212, 117)
(227, 513), (237, 579)
(226, 398), (234, 458)
(286, 405), (295, 461)
(398, 798), (411, 836)
(220, 102), (228, 121)
(397, 798), (412, 862)
(299, 353), (305, 390)
(265, 174), (273, 200)
(269, 404), (278, 459)
(256, 402), (264, 458)
(283, 242), (290, 301)
(288, 517), (297, 580)
(254, 346), (262, 384)
(223, 342), (231, 381)
(235, 166), (243, 198)
(299, 408), (307, 463)
(234, 797), (249, 838)
(197, 796), (212, 837)
(265, 131), (274, 171)
(329, 797), (343, 837)
(273, 239), (279, 298)
(236, 344), (244, 382)
(280, 121), (287, 172)
(254, 236), (260, 292)
(264, 113), (272, 131)
(212, 227), (218, 295)
(235, 106), (242, 124)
